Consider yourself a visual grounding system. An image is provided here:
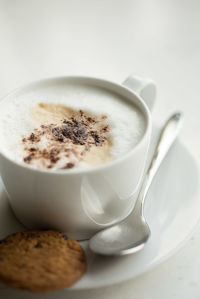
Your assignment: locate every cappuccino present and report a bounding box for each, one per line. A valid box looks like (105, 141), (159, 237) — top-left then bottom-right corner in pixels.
(0, 81), (146, 170)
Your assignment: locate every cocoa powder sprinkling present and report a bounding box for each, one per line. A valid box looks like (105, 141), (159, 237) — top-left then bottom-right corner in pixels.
(22, 110), (110, 170)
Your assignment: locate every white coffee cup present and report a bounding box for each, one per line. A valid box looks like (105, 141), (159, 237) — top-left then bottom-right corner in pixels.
(0, 75), (156, 240)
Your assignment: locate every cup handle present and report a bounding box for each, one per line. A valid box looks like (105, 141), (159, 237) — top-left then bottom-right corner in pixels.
(122, 75), (156, 111)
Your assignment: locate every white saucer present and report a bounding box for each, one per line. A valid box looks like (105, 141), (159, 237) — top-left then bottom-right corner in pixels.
(0, 125), (200, 291)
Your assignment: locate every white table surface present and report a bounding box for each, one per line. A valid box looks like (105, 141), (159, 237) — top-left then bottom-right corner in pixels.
(0, 0), (200, 298)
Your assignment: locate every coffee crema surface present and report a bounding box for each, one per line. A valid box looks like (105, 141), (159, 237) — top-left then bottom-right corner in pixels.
(0, 82), (146, 170)
(22, 104), (112, 169)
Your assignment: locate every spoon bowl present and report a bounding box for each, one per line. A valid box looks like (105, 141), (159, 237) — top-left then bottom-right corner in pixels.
(90, 215), (150, 256)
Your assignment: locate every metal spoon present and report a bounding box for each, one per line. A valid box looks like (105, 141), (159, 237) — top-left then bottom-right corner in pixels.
(89, 112), (184, 256)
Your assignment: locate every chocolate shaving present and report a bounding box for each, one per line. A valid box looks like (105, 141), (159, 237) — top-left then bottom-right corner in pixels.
(28, 133), (40, 142)
(24, 155), (32, 163)
(22, 109), (110, 169)
(61, 162), (74, 169)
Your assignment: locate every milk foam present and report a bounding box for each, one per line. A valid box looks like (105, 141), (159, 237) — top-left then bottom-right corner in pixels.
(0, 81), (146, 170)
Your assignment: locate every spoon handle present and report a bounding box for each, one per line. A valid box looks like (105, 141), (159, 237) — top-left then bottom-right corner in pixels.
(137, 112), (184, 215)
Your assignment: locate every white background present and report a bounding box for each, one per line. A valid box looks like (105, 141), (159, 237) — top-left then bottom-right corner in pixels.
(0, 0), (200, 298)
